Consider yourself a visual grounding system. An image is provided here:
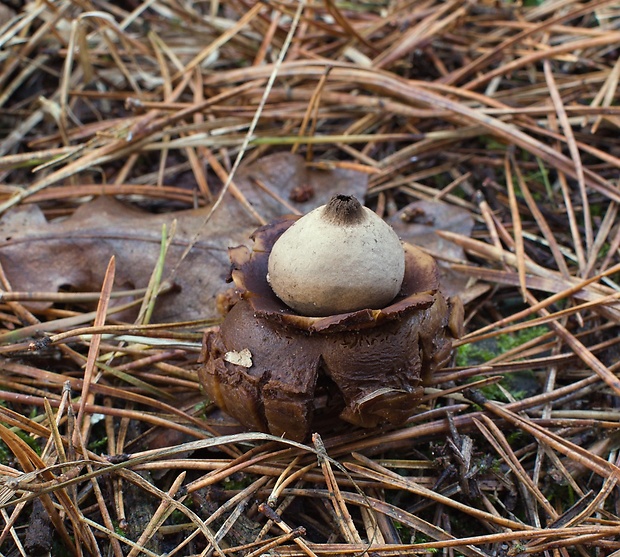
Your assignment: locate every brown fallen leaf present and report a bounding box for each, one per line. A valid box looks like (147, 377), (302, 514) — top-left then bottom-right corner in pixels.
(388, 200), (476, 298)
(0, 153), (369, 322)
(233, 151), (368, 217)
(0, 195), (250, 323)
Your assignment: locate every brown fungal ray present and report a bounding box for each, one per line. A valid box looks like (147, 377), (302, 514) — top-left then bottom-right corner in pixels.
(318, 310), (426, 427)
(201, 211), (462, 440)
(200, 300), (322, 441)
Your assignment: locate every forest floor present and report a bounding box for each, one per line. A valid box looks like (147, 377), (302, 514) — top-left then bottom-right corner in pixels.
(0, 1), (619, 556)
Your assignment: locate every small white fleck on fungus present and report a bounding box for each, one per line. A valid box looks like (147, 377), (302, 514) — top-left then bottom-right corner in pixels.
(267, 194), (405, 316)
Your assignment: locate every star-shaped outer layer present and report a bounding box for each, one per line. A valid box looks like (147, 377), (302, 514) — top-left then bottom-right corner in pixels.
(200, 216), (462, 441)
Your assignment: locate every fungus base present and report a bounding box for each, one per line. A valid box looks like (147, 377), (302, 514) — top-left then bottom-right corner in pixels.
(199, 216), (462, 441)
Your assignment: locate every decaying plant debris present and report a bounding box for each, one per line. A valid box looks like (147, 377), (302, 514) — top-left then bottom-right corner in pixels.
(0, 1), (619, 555)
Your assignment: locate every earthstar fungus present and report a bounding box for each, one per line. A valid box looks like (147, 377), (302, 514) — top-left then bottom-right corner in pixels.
(200, 195), (463, 441)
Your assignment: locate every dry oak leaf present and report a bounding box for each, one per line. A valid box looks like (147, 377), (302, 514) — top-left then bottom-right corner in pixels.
(389, 200), (475, 299)
(233, 151), (368, 217)
(0, 195), (253, 322)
